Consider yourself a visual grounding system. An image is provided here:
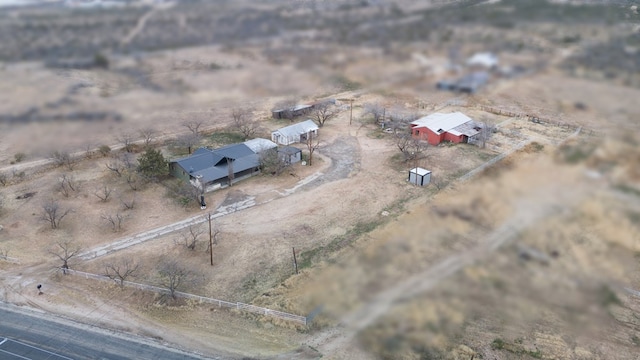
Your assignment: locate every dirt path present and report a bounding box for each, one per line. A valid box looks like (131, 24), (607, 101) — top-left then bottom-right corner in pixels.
(121, 1), (176, 46)
(308, 179), (588, 358)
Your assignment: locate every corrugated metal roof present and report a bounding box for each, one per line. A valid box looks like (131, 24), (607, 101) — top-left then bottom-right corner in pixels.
(278, 146), (301, 155)
(214, 143), (255, 160)
(274, 104), (312, 112)
(411, 112), (474, 134)
(244, 138), (277, 153)
(273, 119), (319, 138)
(172, 144), (261, 183)
(451, 121), (480, 137)
(174, 148), (224, 174)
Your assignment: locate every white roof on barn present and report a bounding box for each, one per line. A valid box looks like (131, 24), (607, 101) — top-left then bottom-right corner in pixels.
(244, 138), (277, 153)
(411, 112), (475, 134)
(466, 52), (498, 68)
(273, 119), (319, 137)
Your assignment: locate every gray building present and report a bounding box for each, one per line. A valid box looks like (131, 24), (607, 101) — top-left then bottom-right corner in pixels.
(278, 146), (302, 165)
(169, 143), (260, 192)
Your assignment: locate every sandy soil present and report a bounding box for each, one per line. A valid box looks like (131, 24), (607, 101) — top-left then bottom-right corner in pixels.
(1, 28), (639, 359)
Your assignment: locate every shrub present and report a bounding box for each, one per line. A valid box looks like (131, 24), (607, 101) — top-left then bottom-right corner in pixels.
(98, 145), (112, 157)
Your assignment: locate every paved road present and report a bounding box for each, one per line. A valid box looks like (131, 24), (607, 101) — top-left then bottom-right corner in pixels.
(0, 302), (220, 360)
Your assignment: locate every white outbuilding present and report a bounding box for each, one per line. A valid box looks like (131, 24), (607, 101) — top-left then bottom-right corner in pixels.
(408, 167), (431, 186)
(271, 119), (319, 146)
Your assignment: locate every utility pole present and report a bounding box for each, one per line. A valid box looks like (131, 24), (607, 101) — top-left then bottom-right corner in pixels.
(292, 247), (298, 274)
(338, 98), (354, 125)
(208, 212), (213, 266)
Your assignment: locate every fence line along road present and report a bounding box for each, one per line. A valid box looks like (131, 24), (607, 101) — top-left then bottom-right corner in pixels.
(64, 268), (307, 325)
(78, 196), (257, 261)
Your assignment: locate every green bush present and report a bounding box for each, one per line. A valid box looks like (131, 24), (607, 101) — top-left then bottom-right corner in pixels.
(98, 145), (112, 157)
(14, 153), (26, 163)
(94, 52), (109, 69)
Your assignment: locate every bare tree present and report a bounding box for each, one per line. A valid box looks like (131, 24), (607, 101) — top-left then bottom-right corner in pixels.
(83, 142), (95, 159)
(363, 102), (386, 124)
(232, 108), (261, 140)
(58, 173), (79, 197)
(94, 184), (113, 202)
(41, 199), (72, 229)
(157, 259), (193, 300)
(139, 127), (157, 147)
(386, 105), (419, 132)
(176, 224), (205, 250)
(312, 102), (339, 127)
(105, 157), (124, 177)
(182, 120), (204, 136)
(101, 212), (127, 232)
(259, 149), (287, 176)
(172, 180), (201, 207)
(394, 132), (412, 154)
(476, 121), (495, 148)
(0, 247), (9, 260)
(124, 170), (146, 191)
(306, 131), (320, 166)
(394, 133), (429, 162)
(49, 239), (82, 273)
(104, 257), (139, 288)
(206, 215), (222, 266)
(176, 132), (201, 154)
(51, 150), (77, 171)
(116, 133), (136, 153)
(120, 195), (136, 210)
(207, 219), (221, 249)
(106, 152), (135, 177)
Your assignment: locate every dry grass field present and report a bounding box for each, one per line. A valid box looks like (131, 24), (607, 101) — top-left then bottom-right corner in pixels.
(1, 0), (639, 359)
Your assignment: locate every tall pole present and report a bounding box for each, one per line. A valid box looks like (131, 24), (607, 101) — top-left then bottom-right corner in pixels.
(208, 212), (213, 266)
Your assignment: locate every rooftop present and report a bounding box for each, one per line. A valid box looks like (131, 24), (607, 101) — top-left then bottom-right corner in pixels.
(273, 119), (319, 137)
(411, 112), (474, 134)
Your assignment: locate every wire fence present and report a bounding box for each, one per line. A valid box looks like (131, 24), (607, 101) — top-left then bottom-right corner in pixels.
(478, 105), (597, 135)
(64, 268), (307, 325)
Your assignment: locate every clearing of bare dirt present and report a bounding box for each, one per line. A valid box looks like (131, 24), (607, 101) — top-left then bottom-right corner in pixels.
(2, 1), (640, 359)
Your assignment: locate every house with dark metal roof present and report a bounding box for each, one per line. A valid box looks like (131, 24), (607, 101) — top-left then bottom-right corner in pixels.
(169, 143), (261, 192)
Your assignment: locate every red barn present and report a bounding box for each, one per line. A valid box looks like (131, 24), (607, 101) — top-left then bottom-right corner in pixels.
(410, 112), (481, 145)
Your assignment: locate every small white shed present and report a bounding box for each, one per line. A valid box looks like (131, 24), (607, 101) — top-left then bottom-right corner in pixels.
(408, 167), (431, 186)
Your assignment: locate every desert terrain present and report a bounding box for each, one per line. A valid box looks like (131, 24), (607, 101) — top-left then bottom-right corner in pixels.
(1, 0), (640, 359)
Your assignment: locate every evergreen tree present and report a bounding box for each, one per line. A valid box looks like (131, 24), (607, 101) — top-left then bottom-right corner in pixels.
(138, 148), (168, 179)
